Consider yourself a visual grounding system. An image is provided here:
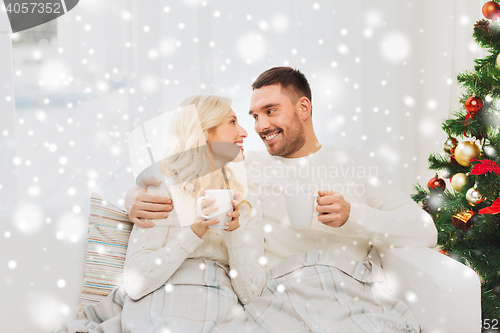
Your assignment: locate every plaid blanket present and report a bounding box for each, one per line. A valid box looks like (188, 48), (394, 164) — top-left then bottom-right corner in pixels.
(54, 250), (420, 333)
(121, 258), (246, 333)
(53, 259), (247, 333)
(239, 247), (420, 333)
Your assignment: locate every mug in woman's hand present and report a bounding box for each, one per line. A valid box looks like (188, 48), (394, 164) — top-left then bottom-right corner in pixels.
(196, 189), (234, 229)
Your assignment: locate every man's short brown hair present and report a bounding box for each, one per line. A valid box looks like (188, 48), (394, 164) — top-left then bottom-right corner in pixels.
(251, 67), (312, 109)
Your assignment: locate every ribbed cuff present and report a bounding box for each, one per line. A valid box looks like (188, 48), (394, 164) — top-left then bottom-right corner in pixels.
(223, 226), (246, 248)
(343, 202), (364, 232)
(177, 227), (204, 252)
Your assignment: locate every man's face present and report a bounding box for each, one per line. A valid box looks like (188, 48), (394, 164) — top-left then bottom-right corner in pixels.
(249, 84), (306, 157)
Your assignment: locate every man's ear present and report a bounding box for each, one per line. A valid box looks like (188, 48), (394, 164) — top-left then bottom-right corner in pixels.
(297, 97), (312, 120)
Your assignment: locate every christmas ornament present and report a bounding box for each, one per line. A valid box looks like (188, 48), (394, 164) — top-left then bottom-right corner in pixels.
(470, 159), (500, 175)
(466, 187), (484, 206)
(422, 199), (434, 214)
(463, 96), (483, 132)
(422, 192), (445, 214)
(451, 173), (469, 191)
(443, 137), (458, 154)
(439, 249), (448, 255)
(479, 198), (500, 215)
(483, 1), (500, 19)
(484, 144), (498, 158)
(428, 175), (446, 192)
(452, 210), (477, 232)
(439, 168), (452, 179)
(475, 19), (491, 32)
(497, 52), (500, 71)
(464, 96), (483, 115)
(454, 141), (481, 167)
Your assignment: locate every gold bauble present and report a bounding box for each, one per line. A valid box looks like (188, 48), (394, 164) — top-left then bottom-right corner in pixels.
(497, 52), (500, 71)
(454, 141), (481, 167)
(451, 173), (469, 191)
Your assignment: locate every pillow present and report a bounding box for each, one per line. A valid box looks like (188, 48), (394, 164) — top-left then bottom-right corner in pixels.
(78, 192), (133, 314)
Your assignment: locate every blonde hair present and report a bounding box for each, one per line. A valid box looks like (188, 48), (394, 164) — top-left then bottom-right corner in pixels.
(160, 95), (250, 212)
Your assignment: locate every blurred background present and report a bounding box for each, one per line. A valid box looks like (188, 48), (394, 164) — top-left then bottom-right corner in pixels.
(0, 0), (487, 332)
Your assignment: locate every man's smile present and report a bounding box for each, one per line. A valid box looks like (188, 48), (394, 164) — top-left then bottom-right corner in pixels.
(262, 130), (282, 145)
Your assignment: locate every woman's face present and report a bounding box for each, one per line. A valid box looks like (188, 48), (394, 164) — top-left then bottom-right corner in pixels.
(208, 109), (248, 162)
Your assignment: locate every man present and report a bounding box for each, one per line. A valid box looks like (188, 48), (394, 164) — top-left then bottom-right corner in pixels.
(126, 67), (437, 332)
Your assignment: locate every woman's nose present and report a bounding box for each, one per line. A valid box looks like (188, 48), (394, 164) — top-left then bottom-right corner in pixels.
(238, 125), (247, 138)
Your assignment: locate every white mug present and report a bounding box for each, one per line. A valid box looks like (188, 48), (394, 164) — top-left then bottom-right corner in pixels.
(284, 189), (320, 229)
(196, 189), (234, 229)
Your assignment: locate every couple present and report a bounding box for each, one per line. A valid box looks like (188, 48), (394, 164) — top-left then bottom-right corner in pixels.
(54, 67), (437, 333)
(123, 67), (438, 332)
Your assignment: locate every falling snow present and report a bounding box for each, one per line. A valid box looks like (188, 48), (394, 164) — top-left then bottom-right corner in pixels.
(0, 1), (482, 332)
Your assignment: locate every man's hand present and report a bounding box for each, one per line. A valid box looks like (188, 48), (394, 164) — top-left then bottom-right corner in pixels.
(316, 190), (351, 228)
(124, 177), (173, 228)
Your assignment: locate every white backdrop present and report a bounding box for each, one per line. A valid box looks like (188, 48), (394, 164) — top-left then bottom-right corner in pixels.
(0, 0), (487, 332)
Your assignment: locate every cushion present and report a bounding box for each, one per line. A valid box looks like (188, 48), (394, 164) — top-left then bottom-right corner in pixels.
(78, 192), (133, 313)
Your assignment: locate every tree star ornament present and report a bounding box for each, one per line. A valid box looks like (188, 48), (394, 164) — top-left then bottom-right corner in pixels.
(454, 141), (481, 167)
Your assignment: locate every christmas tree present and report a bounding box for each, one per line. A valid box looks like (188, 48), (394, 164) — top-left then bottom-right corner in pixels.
(412, 1), (500, 322)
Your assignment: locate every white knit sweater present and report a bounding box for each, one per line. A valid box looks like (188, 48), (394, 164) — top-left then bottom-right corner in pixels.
(244, 145), (438, 270)
(123, 170), (265, 305)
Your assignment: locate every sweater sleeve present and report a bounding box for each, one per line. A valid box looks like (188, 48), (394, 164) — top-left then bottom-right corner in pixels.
(342, 150), (438, 248)
(123, 186), (204, 300)
(222, 195), (266, 304)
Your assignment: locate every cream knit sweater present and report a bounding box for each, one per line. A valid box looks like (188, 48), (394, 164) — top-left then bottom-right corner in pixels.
(244, 145), (438, 270)
(123, 171), (265, 305)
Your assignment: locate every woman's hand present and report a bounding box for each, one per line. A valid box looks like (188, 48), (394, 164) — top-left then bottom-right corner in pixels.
(225, 192), (241, 231)
(191, 188), (220, 238)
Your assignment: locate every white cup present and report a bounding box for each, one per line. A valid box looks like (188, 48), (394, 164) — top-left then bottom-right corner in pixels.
(196, 189), (234, 229)
(284, 189), (320, 229)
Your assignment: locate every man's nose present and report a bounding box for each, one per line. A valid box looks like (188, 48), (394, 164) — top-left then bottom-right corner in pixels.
(256, 117), (270, 133)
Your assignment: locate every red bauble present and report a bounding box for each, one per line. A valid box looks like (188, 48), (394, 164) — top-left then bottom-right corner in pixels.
(483, 1), (500, 19)
(428, 176), (446, 192)
(439, 249), (448, 255)
(464, 96), (483, 115)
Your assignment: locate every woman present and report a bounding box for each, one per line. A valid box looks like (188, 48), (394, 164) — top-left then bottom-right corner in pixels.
(121, 95), (266, 333)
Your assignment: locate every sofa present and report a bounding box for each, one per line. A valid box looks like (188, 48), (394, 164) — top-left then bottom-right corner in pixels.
(0, 192), (482, 333)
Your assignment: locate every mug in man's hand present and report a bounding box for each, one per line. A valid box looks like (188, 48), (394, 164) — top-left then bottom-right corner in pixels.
(284, 189), (320, 229)
(196, 189), (234, 229)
